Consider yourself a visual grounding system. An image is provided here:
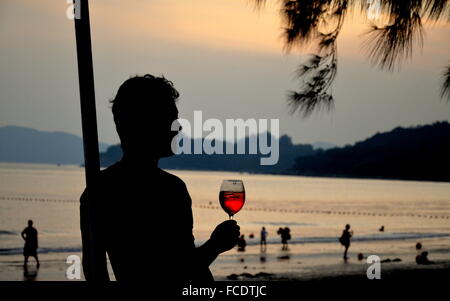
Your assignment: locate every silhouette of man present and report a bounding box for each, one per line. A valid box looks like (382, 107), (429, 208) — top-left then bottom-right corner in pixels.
(80, 74), (240, 282)
(21, 220), (40, 268)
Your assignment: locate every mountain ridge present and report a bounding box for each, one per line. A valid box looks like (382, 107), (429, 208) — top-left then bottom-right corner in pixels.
(290, 121), (450, 182)
(0, 125), (109, 165)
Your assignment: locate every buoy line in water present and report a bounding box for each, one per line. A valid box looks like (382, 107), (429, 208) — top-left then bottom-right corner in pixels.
(1, 196), (449, 220)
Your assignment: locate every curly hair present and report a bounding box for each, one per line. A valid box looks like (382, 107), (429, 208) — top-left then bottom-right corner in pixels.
(111, 74), (180, 138)
(111, 74), (179, 117)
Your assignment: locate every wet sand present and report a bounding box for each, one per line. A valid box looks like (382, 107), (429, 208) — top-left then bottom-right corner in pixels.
(1, 249), (449, 283)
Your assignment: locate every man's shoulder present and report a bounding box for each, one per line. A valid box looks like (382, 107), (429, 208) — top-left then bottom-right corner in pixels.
(80, 163), (121, 200)
(80, 164), (188, 197)
(158, 169), (186, 188)
(99, 162), (122, 178)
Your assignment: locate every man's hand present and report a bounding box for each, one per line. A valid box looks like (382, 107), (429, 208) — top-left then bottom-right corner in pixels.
(209, 220), (240, 254)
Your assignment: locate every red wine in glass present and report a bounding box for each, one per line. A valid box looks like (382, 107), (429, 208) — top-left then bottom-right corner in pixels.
(219, 180), (245, 219)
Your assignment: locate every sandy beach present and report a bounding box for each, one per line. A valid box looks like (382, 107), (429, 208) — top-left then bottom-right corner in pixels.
(1, 165), (450, 283)
(2, 256), (449, 283)
(2, 255), (449, 282)
(1, 240), (449, 282)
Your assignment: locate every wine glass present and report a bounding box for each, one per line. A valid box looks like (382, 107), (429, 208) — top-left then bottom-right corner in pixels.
(219, 180), (245, 219)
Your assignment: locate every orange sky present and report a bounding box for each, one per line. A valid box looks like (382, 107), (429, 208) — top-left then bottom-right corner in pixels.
(6, 0), (447, 59)
(84, 0), (450, 57)
(1, 0), (449, 145)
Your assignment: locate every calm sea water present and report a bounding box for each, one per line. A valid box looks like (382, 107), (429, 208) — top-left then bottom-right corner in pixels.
(1, 162), (450, 278)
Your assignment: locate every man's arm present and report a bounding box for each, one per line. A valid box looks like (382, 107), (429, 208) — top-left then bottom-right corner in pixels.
(21, 229), (26, 241)
(194, 240), (220, 267)
(178, 180), (239, 276)
(194, 220), (240, 267)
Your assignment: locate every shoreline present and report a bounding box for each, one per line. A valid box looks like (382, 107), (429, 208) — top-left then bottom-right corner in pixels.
(219, 260), (450, 281)
(3, 241), (446, 282)
(1, 255), (449, 283)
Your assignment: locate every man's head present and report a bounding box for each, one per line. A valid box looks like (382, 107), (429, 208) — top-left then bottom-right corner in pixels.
(28, 220), (33, 227)
(345, 224), (351, 230)
(111, 74), (180, 159)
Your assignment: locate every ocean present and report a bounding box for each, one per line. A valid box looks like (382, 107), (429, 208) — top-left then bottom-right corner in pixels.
(1, 162), (450, 280)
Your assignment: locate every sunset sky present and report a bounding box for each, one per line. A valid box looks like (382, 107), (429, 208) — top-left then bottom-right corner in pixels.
(1, 0), (449, 146)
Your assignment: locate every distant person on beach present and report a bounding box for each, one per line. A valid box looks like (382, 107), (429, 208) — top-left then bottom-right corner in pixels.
(339, 224), (353, 260)
(416, 251), (434, 265)
(416, 242), (422, 251)
(277, 227), (291, 250)
(80, 75), (240, 282)
(260, 227), (268, 248)
(237, 235), (246, 252)
(415, 242), (434, 265)
(284, 227), (291, 250)
(21, 220), (40, 268)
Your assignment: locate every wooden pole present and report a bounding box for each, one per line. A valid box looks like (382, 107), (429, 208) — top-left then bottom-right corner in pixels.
(73, 0), (104, 281)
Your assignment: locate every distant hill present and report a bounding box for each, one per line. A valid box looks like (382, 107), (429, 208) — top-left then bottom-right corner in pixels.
(0, 126), (109, 165)
(290, 122), (450, 182)
(100, 134), (315, 173)
(312, 141), (336, 150)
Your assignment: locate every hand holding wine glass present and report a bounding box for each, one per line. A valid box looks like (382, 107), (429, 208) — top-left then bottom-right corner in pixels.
(207, 180), (244, 254)
(209, 220), (240, 253)
(219, 180), (245, 219)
